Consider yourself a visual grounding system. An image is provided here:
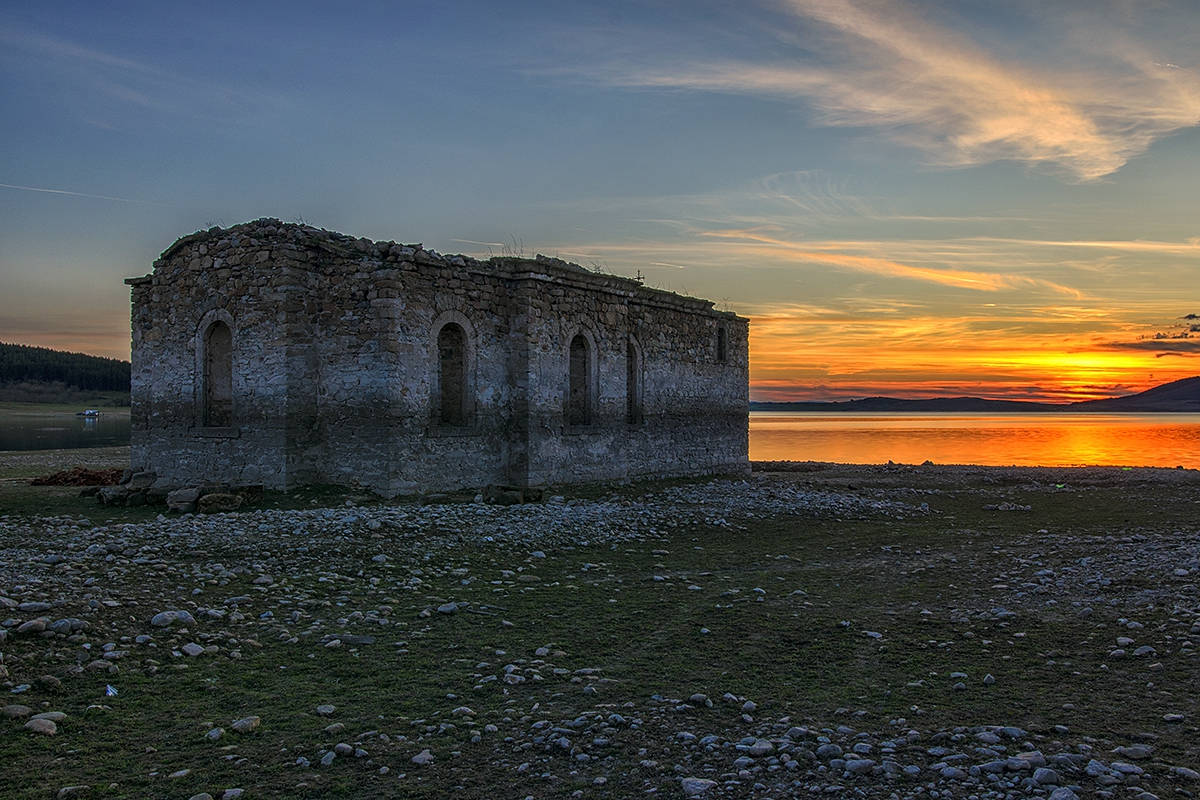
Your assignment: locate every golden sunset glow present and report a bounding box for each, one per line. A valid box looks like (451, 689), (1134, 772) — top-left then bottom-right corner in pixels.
(746, 307), (1197, 402)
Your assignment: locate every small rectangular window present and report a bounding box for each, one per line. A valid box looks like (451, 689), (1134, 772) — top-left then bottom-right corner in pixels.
(437, 324), (467, 426)
(204, 321), (233, 427)
(626, 339), (641, 424)
(568, 335), (591, 425)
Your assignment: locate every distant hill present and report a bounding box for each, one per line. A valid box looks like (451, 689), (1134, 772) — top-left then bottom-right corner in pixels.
(752, 396), (1058, 413)
(1068, 376), (1200, 412)
(0, 342), (130, 393)
(752, 376), (1200, 414)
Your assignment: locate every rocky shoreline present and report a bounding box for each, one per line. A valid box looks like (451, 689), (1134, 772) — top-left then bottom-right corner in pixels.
(2, 462), (1199, 798)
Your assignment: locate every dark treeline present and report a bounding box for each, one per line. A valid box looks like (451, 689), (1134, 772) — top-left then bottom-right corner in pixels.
(0, 342), (130, 392)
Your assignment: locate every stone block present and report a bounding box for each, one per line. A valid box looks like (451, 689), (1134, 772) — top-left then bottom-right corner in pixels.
(197, 493), (243, 514)
(145, 487), (171, 506)
(128, 471), (157, 490)
(97, 486), (128, 506)
(167, 487), (202, 513)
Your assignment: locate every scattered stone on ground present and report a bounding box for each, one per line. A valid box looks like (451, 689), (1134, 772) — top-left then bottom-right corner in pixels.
(2, 461), (1200, 797)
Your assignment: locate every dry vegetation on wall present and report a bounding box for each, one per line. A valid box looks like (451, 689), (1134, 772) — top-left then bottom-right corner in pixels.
(1, 450), (1200, 798)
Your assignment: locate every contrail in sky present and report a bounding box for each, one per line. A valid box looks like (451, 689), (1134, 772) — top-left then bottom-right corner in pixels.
(0, 182), (159, 205)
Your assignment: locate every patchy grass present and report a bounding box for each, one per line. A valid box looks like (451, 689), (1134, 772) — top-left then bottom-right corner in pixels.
(0, 446), (130, 480)
(1, 457), (1199, 798)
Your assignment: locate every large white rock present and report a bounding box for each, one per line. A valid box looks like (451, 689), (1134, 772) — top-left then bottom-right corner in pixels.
(680, 777), (716, 796)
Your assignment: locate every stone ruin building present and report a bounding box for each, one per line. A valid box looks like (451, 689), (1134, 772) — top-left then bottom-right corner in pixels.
(125, 219), (749, 498)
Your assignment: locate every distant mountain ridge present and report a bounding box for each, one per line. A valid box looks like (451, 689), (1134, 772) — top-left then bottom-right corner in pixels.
(752, 376), (1200, 414)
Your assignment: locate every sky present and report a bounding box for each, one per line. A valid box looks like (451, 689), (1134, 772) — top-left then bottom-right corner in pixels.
(2, 0), (1199, 402)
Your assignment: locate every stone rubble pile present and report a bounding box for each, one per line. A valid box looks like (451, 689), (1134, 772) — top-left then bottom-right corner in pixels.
(87, 468), (264, 513)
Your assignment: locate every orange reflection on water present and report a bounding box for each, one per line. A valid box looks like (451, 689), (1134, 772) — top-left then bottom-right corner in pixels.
(749, 413), (1200, 468)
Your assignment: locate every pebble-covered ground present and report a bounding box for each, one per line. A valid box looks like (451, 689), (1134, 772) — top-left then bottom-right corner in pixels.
(2, 456), (1200, 799)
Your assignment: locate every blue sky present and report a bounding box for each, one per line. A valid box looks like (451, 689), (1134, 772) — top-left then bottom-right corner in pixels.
(3, 0), (1199, 400)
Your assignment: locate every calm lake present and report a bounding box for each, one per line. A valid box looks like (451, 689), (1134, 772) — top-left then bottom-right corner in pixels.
(0, 409), (131, 452)
(750, 412), (1200, 469)
(2, 409), (1198, 468)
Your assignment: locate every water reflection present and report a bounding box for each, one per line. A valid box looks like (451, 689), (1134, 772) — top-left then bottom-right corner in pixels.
(749, 413), (1200, 468)
(0, 411), (131, 451)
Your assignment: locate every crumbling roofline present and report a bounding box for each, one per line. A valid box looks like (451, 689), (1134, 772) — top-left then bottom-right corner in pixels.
(147, 218), (745, 321)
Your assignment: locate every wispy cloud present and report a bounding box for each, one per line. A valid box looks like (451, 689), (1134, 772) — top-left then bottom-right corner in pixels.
(751, 170), (875, 220)
(1098, 310), (1200, 356)
(700, 228), (1085, 296)
(972, 237), (1200, 254)
(0, 27), (278, 126)
(451, 238), (507, 248)
(527, 171), (1200, 311)
(587, 0), (1200, 180)
(0, 182), (160, 205)
(1104, 340), (1200, 354)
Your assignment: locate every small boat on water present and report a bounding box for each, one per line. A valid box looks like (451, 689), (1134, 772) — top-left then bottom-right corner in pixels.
(76, 410), (102, 417)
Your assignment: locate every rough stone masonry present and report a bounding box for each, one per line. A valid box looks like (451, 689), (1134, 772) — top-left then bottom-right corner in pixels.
(125, 219), (748, 497)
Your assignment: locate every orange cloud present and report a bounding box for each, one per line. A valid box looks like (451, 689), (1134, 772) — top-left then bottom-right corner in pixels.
(599, 0), (1200, 180)
(971, 237), (1200, 254)
(702, 228), (1085, 296)
(745, 304), (1199, 402)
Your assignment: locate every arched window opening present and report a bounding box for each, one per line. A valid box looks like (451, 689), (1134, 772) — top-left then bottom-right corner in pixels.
(568, 334), (591, 426)
(626, 338), (642, 424)
(437, 323), (466, 426)
(716, 326), (728, 363)
(203, 321), (233, 427)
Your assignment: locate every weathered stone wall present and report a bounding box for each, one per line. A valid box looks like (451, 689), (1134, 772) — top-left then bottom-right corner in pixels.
(516, 268), (748, 486)
(127, 219), (748, 496)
